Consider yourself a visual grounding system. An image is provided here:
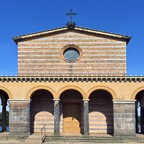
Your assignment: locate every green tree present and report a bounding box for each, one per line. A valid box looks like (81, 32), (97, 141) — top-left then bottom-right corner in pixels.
(138, 116), (140, 125)
(0, 111), (9, 126)
(6, 111), (9, 125)
(0, 112), (2, 125)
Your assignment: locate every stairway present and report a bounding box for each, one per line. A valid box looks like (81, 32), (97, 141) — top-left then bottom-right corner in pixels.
(23, 134), (139, 144)
(44, 135), (125, 143)
(23, 134), (42, 144)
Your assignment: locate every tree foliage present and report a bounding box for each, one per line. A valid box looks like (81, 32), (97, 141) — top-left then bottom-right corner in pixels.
(0, 111), (9, 125)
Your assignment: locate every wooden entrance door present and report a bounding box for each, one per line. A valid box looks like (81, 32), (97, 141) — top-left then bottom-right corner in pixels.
(63, 104), (81, 133)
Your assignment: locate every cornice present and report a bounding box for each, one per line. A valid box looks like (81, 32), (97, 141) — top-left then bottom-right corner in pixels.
(0, 76), (144, 82)
(12, 26), (131, 44)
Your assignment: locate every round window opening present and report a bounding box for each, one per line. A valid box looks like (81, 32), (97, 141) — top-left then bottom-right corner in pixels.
(63, 48), (80, 62)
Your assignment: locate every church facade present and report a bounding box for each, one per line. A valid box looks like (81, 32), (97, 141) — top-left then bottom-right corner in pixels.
(0, 24), (144, 137)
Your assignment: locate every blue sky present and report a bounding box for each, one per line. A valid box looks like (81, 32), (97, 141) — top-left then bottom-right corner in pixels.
(0, 0), (143, 113)
(0, 0), (144, 76)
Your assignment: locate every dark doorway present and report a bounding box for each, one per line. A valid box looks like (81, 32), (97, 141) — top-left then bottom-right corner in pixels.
(89, 90), (113, 134)
(30, 89), (54, 133)
(0, 90), (9, 132)
(135, 90), (144, 134)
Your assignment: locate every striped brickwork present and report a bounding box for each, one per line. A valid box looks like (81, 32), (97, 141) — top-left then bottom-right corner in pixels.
(89, 90), (113, 134)
(30, 90), (54, 133)
(60, 90), (83, 133)
(18, 31), (126, 76)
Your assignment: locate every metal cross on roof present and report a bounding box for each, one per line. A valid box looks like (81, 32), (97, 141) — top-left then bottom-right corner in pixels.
(65, 9), (77, 24)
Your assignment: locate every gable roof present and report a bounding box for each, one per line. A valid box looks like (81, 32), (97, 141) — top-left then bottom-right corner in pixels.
(12, 26), (131, 44)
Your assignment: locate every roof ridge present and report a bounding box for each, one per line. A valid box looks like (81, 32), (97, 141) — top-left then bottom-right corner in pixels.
(12, 26), (132, 44)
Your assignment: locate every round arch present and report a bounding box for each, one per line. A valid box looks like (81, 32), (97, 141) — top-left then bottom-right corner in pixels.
(86, 85), (117, 99)
(0, 86), (13, 99)
(56, 85), (86, 99)
(26, 85), (56, 99)
(131, 86), (144, 100)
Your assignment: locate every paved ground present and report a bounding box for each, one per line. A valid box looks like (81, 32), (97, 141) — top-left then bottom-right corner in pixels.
(0, 142), (141, 144)
(0, 133), (144, 144)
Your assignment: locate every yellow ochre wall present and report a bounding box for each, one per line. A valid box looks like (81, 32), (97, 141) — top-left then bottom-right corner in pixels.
(0, 81), (143, 100)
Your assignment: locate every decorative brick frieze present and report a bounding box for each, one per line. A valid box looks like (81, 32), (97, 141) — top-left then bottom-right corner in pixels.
(0, 76), (144, 82)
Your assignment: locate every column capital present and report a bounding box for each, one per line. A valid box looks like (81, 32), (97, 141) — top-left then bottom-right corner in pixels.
(53, 99), (60, 101)
(83, 99), (90, 101)
(8, 99), (31, 102)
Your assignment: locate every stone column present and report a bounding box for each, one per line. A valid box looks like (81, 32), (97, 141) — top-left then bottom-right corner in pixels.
(83, 99), (90, 135)
(8, 99), (31, 135)
(113, 100), (136, 136)
(2, 100), (7, 132)
(135, 100), (138, 133)
(53, 99), (60, 135)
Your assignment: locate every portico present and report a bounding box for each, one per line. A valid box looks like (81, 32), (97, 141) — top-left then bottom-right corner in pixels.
(0, 76), (143, 137)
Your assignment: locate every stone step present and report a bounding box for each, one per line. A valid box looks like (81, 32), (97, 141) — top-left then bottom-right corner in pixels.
(23, 135), (139, 143)
(44, 140), (124, 143)
(23, 135), (42, 144)
(46, 136), (118, 139)
(23, 140), (41, 144)
(26, 135), (41, 140)
(45, 136), (124, 143)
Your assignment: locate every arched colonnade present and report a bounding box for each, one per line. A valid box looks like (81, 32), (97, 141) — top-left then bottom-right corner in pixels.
(0, 86), (12, 132)
(0, 85), (143, 136)
(22, 85), (116, 135)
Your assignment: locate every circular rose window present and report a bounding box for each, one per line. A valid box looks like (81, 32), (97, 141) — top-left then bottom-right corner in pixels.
(63, 48), (80, 61)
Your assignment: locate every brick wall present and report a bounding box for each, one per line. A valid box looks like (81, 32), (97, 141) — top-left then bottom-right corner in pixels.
(89, 90), (113, 134)
(18, 31), (126, 76)
(30, 90), (54, 133)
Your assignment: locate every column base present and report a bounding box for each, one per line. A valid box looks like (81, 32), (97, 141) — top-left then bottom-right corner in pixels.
(54, 132), (60, 135)
(113, 133), (136, 137)
(1, 130), (7, 132)
(83, 132), (89, 135)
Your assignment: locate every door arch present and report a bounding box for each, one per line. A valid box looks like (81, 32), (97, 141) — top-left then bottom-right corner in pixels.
(30, 89), (54, 133)
(89, 90), (113, 134)
(60, 89), (83, 133)
(135, 90), (144, 134)
(0, 90), (9, 132)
